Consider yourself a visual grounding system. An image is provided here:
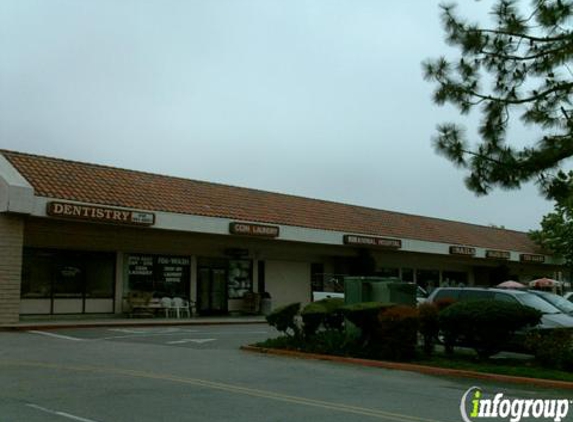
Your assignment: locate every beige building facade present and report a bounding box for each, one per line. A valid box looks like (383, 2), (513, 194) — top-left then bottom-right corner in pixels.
(0, 150), (562, 323)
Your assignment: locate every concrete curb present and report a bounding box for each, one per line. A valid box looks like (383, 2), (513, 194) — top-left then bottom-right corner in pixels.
(241, 345), (573, 390)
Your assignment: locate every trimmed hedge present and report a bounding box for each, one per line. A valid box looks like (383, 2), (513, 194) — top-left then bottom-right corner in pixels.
(301, 298), (345, 337)
(266, 302), (301, 336)
(525, 328), (573, 370)
(439, 300), (542, 359)
(374, 305), (419, 361)
(301, 302), (326, 337)
(418, 302), (439, 356)
(340, 302), (395, 344)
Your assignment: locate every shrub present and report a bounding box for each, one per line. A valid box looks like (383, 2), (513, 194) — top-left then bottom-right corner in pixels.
(439, 300), (542, 359)
(320, 298), (345, 331)
(525, 329), (573, 370)
(434, 297), (456, 312)
(266, 302), (301, 337)
(301, 329), (362, 356)
(373, 305), (419, 361)
(418, 303), (439, 356)
(301, 298), (345, 337)
(301, 302), (327, 338)
(341, 302), (395, 344)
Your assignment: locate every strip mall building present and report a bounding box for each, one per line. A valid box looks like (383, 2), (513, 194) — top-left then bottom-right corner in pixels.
(0, 150), (561, 323)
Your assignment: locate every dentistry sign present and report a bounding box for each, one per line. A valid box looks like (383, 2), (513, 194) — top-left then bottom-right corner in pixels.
(47, 202), (155, 226)
(460, 387), (570, 422)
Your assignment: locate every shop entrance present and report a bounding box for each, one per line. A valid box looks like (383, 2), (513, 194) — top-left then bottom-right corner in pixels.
(197, 267), (228, 315)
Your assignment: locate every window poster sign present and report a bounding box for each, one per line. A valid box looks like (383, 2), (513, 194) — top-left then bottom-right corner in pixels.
(127, 254), (190, 296)
(156, 256), (191, 284)
(228, 260), (252, 299)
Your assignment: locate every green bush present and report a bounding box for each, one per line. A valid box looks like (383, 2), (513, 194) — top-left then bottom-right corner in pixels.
(301, 329), (362, 356)
(301, 298), (345, 337)
(266, 302), (301, 337)
(320, 298), (345, 331)
(525, 329), (573, 370)
(418, 303), (439, 356)
(434, 297), (456, 311)
(341, 302), (395, 344)
(439, 300), (542, 359)
(301, 302), (327, 337)
(373, 305), (419, 361)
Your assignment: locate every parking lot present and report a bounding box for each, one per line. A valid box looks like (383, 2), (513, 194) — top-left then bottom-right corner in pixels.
(0, 324), (570, 422)
(24, 324), (274, 349)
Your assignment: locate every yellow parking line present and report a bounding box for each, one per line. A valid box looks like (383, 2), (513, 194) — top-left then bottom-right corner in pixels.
(0, 360), (454, 422)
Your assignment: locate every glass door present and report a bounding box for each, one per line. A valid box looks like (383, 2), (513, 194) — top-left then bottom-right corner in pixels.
(197, 267), (228, 315)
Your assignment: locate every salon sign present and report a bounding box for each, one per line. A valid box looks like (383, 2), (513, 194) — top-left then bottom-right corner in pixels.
(47, 202), (155, 226)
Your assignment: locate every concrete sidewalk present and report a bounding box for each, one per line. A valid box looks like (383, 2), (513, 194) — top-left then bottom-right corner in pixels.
(0, 315), (267, 331)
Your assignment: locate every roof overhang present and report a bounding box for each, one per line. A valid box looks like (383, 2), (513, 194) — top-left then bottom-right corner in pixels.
(28, 196), (561, 266)
(0, 154), (34, 214)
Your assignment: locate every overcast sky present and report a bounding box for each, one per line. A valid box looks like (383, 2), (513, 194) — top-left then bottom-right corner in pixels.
(0, 0), (558, 232)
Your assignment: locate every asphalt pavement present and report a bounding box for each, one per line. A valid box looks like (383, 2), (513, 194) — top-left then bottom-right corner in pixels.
(0, 324), (570, 422)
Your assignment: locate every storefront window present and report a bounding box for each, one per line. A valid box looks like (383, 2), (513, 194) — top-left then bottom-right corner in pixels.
(21, 248), (116, 313)
(442, 271), (468, 287)
(21, 249), (54, 298)
(311, 263), (325, 292)
(53, 264), (84, 298)
(86, 259), (115, 298)
(376, 267), (399, 278)
(127, 254), (190, 298)
(416, 269), (440, 291)
(227, 260), (252, 299)
(401, 268), (414, 282)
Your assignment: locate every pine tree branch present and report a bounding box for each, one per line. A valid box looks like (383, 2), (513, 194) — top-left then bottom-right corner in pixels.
(469, 82), (573, 105)
(478, 43), (572, 61)
(470, 28), (572, 43)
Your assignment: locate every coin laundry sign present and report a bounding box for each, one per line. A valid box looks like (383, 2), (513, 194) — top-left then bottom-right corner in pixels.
(47, 202), (155, 226)
(229, 222), (280, 237)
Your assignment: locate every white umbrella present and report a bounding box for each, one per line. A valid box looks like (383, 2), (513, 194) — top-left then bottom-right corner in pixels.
(528, 278), (562, 288)
(497, 280), (527, 289)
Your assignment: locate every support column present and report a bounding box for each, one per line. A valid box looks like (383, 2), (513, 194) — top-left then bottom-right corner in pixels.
(0, 214), (24, 324)
(190, 255), (197, 304)
(114, 251), (124, 314)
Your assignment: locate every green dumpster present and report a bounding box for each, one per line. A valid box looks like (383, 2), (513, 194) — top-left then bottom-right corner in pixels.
(344, 276), (416, 306)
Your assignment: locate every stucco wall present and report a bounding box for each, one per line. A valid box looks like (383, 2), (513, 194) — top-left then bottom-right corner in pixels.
(265, 260), (311, 309)
(0, 214), (24, 323)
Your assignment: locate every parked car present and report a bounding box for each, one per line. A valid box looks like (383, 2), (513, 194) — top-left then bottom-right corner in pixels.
(313, 283), (426, 304)
(416, 285), (428, 305)
(427, 287), (573, 330)
(312, 291), (344, 302)
(529, 290), (573, 316)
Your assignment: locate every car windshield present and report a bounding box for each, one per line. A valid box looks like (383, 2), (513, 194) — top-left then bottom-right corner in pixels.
(517, 292), (563, 314)
(532, 291), (573, 314)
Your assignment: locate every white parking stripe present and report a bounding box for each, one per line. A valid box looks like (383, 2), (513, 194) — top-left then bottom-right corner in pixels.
(26, 403), (102, 422)
(28, 331), (83, 341)
(95, 329), (198, 341)
(107, 328), (148, 334)
(166, 338), (216, 345)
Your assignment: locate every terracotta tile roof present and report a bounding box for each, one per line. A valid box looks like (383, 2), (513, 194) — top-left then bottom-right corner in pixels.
(1, 149), (541, 253)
